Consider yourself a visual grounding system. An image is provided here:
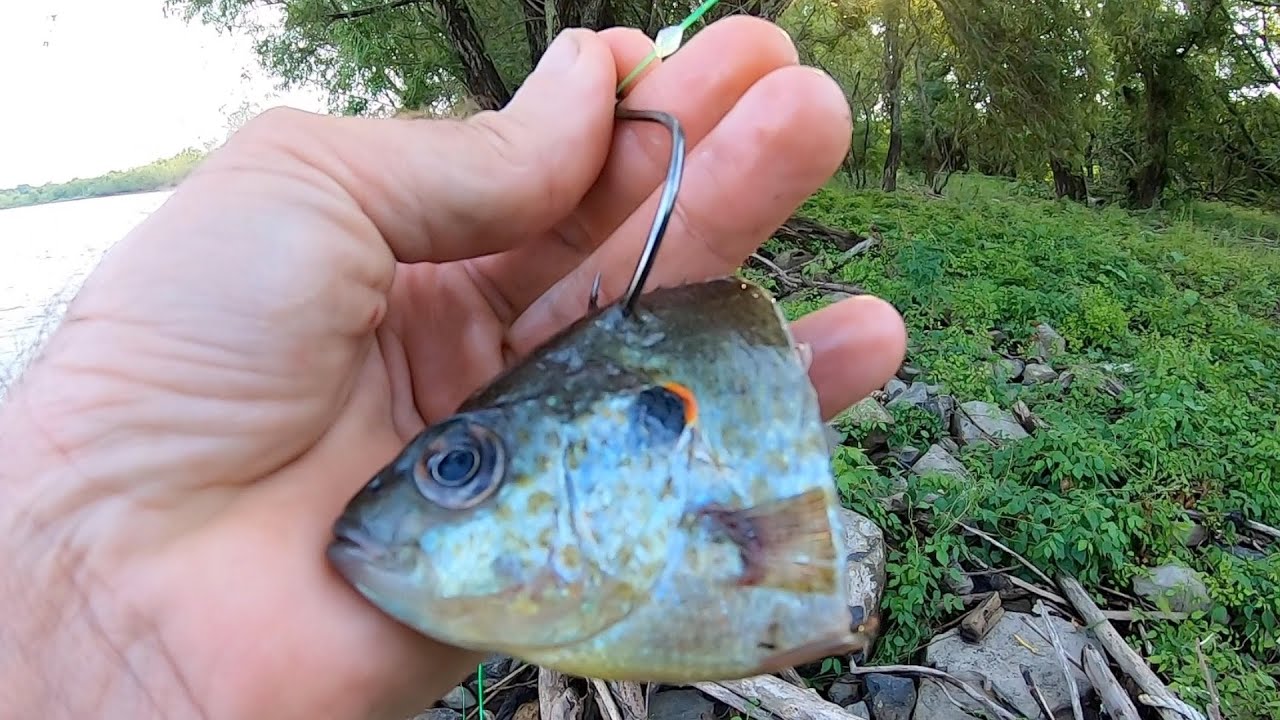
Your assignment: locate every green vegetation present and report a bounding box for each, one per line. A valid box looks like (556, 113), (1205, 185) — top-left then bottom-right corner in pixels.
(0, 148), (206, 210)
(766, 173), (1280, 718)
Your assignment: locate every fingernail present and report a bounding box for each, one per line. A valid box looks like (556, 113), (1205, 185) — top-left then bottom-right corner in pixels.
(538, 29), (582, 73)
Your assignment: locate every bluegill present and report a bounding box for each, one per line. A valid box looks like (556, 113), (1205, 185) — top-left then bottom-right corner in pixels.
(327, 277), (864, 681)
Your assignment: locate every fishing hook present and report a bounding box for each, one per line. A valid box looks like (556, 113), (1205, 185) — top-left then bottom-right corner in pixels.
(610, 106), (686, 318)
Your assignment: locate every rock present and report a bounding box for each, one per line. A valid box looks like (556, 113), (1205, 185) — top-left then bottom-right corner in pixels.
(1031, 323), (1065, 360)
(939, 437), (961, 455)
(440, 686), (477, 711)
(922, 394), (956, 430)
(845, 397), (895, 448)
(1179, 523), (1210, 548)
(890, 445), (923, 469)
(648, 689), (716, 720)
(886, 381), (930, 411)
(1132, 563), (1214, 613)
(993, 357), (1025, 383)
(944, 562), (975, 595)
(1021, 363), (1059, 384)
(864, 674), (916, 720)
(480, 655), (515, 687)
(884, 377), (908, 400)
(950, 401), (1030, 446)
(827, 677), (860, 706)
(911, 443), (969, 480)
(839, 507), (888, 643)
(1230, 545), (1267, 561)
(1011, 400), (1047, 432)
(513, 702), (539, 720)
(914, 611), (1100, 720)
(845, 701), (872, 719)
(414, 710), (462, 720)
(896, 364), (923, 382)
(989, 329), (1008, 345)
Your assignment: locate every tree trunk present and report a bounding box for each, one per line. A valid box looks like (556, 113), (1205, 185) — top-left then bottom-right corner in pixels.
(1129, 63), (1174, 208)
(880, 3), (904, 192)
(433, 0), (511, 110)
(521, 0), (548, 68)
(1050, 155), (1088, 201)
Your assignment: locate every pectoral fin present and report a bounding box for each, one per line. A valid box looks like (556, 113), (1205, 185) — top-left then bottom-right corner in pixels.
(699, 488), (839, 593)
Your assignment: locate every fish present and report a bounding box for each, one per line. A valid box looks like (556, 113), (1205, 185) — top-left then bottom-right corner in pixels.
(326, 276), (866, 682)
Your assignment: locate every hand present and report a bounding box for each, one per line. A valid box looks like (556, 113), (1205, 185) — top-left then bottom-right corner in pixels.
(0, 17), (906, 720)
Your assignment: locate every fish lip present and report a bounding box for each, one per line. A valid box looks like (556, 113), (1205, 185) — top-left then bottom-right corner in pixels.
(327, 515), (387, 571)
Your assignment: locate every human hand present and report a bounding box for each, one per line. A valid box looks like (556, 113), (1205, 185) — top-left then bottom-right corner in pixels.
(0, 16), (906, 720)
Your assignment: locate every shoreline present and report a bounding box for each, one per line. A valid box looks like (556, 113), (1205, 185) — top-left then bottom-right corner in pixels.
(0, 185), (179, 212)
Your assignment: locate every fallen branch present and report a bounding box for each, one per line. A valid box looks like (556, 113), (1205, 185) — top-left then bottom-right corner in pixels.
(1195, 642), (1223, 720)
(1056, 575), (1199, 720)
(841, 665), (1027, 720)
(539, 668), (584, 720)
(748, 253), (867, 297)
(692, 681), (775, 720)
(1081, 645), (1142, 720)
(694, 675), (853, 720)
(1019, 666), (1054, 720)
(1033, 601), (1084, 720)
(590, 679), (625, 720)
(771, 216), (868, 252)
(958, 522), (1055, 588)
(1185, 508), (1280, 543)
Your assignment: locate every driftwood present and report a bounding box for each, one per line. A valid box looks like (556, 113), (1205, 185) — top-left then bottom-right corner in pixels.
(1033, 601), (1084, 720)
(1195, 642), (1224, 720)
(1056, 575), (1197, 720)
(1082, 645), (1142, 720)
(961, 591), (1005, 643)
(604, 682), (646, 720)
(538, 668), (583, 720)
(777, 667), (809, 689)
(772, 216), (868, 252)
(748, 253), (867, 298)
(692, 681), (775, 720)
(694, 674), (853, 720)
(1019, 665), (1055, 720)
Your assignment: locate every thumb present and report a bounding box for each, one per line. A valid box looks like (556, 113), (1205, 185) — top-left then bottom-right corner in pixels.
(217, 28), (625, 265)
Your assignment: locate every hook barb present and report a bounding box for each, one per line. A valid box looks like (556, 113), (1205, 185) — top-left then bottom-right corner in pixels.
(611, 106), (685, 318)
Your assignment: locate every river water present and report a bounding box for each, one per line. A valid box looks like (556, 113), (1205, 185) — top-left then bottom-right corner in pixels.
(0, 191), (172, 392)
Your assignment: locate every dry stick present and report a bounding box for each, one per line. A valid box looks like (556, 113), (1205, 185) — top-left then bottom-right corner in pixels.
(957, 522), (1055, 588)
(1081, 646), (1142, 720)
(777, 667), (808, 689)
(463, 664), (535, 720)
(1019, 666), (1055, 720)
(747, 253), (867, 297)
(604, 682), (647, 720)
(590, 679), (625, 720)
(842, 665), (1027, 720)
(1033, 600), (1084, 720)
(1194, 642), (1223, 720)
(1056, 575), (1196, 720)
(1185, 508), (1280, 542)
(692, 682), (775, 720)
(696, 675), (856, 720)
(1139, 694), (1208, 720)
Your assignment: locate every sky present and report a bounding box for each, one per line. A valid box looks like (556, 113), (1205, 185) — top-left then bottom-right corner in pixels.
(0, 0), (329, 188)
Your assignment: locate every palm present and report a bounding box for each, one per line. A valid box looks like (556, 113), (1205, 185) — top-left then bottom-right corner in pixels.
(1, 19), (907, 720)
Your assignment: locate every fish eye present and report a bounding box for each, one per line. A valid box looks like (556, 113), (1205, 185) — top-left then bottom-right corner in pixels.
(412, 419), (506, 510)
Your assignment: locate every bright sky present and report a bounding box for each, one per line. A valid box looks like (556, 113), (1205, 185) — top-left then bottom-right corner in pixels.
(0, 0), (329, 188)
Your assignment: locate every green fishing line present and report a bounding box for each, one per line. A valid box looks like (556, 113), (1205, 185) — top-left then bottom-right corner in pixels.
(615, 0), (726, 97)
(476, 663), (485, 720)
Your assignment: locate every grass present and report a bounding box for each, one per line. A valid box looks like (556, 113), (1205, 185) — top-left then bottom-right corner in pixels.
(766, 172), (1280, 719)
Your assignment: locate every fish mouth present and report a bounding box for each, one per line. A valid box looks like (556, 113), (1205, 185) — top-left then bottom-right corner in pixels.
(327, 515), (389, 576)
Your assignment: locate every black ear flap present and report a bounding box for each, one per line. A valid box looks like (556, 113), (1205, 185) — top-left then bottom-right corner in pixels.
(631, 382), (695, 446)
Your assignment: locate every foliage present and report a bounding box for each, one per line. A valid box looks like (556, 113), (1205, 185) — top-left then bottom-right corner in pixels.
(801, 175), (1280, 718)
(0, 149), (205, 210)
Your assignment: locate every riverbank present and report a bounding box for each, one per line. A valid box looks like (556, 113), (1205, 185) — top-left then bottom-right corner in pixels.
(0, 147), (203, 210)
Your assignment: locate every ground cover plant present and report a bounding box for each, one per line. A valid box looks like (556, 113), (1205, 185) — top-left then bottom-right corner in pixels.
(756, 172), (1280, 718)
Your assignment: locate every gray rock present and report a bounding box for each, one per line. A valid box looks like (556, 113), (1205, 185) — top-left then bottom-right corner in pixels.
(1022, 363), (1059, 384)
(950, 401), (1030, 446)
(845, 701), (872, 719)
(414, 710), (462, 720)
(1230, 545), (1267, 562)
(864, 674), (916, 720)
(993, 357), (1025, 383)
(896, 364), (923, 382)
(923, 394), (956, 430)
(773, 247), (815, 270)
(1032, 323), (1066, 360)
(911, 444), (969, 480)
(1132, 563), (1214, 613)
(648, 689), (716, 720)
(884, 377), (908, 400)
(839, 507), (888, 638)
(939, 437), (961, 455)
(1179, 523), (1210, 548)
(914, 611), (1100, 720)
(440, 686), (476, 711)
(827, 677), (860, 706)
(886, 381), (930, 411)
(944, 562), (975, 595)
(844, 396), (895, 448)
(891, 445), (923, 469)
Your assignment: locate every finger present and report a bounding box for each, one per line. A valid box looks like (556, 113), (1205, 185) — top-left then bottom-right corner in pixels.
(507, 64), (852, 353)
(472, 16), (801, 317)
(792, 295), (909, 420)
(209, 28), (620, 265)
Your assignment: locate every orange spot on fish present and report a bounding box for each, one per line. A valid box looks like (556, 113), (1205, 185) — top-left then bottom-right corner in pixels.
(662, 381), (699, 426)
